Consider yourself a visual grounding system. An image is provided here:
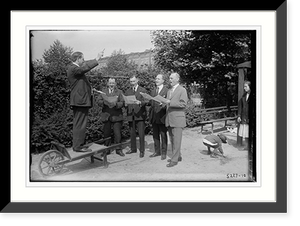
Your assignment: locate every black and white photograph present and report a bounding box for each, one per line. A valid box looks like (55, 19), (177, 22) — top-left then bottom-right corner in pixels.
(29, 29), (257, 182)
(6, 4), (289, 217)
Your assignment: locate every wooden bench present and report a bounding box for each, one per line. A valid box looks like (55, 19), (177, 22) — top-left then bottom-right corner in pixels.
(196, 105), (238, 133)
(197, 105), (238, 117)
(199, 116), (238, 133)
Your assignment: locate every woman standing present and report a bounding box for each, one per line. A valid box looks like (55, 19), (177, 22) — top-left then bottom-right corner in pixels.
(237, 81), (251, 150)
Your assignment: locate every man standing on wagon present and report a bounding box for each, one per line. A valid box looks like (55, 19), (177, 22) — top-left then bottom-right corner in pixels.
(67, 51), (103, 152)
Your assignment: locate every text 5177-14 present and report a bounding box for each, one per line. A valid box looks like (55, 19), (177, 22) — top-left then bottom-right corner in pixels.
(226, 173), (247, 179)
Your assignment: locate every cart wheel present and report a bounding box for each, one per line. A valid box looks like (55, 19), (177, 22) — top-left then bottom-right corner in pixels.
(38, 150), (64, 177)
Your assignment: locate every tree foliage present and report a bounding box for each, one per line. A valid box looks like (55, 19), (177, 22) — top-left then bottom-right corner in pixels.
(31, 40), (74, 152)
(151, 30), (252, 107)
(32, 40), (73, 119)
(101, 49), (138, 78)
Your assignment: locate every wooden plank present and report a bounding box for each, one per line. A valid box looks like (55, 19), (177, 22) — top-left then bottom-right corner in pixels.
(199, 116), (237, 125)
(197, 109), (238, 116)
(57, 141), (132, 164)
(198, 105), (238, 112)
(67, 143), (107, 159)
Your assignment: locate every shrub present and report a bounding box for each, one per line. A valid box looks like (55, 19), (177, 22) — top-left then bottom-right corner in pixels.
(31, 105), (73, 153)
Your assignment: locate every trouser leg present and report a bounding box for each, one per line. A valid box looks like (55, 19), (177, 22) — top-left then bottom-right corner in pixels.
(129, 121), (137, 151)
(168, 126), (174, 154)
(72, 107), (89, 150)
(136, 120), (145, 153)
(152, 123), (161, 154)
(103, 120), (112, 146)
(170, 127), (183, 163)
(160, 124), (168, 155)
(113, 121), (122, 150)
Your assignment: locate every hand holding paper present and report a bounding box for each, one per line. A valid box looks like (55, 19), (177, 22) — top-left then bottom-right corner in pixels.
(152, 95), (170, 104)
(140, 92), (153, 101)
(93, 88), (106, 95)
(122, 94), (139, 105)
(103, 95), (118, 103)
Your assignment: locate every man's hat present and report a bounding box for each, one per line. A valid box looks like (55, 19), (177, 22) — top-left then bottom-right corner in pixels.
(218, 133), (227, 143)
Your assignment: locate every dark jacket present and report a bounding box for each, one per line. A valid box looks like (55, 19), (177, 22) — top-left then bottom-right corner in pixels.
(125, 85), (147, 121)
(67, 60), (98, 108)
(98, 88), (124, 122)
(149, 85), (168, 124)
(238, 92), (251, 124)
(203, 134), (224, 154)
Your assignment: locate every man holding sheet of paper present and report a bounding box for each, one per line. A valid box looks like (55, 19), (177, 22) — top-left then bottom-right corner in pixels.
(147, 74), (169, 160)
(164, 72), (188, 167)
(98, 78), (125, 157)
(124, 75), (147, 158)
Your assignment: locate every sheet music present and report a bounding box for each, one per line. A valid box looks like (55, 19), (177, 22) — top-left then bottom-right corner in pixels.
(140, 92), (153, 100)
(152, 95), (170, 104)
(122, 94), (138, 104)
(102, 95), (118, 103)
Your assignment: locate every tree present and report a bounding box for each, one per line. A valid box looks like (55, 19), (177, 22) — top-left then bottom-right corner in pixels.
(31, 40), (74, 152)
(151, 30), (253, 107)
(32, 40), (73, 119)
(100, 49), (138, 77)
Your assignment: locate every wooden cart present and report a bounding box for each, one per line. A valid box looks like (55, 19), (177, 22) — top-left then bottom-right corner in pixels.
(37, 138), (130, 177)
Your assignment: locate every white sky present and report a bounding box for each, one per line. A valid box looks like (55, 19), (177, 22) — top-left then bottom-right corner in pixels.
(31, 30), (154, 60)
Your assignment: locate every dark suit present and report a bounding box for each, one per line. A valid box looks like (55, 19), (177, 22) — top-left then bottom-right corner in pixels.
(67, 60), (98, 151)
(149, 85), (168, 155)
(99, 88), (124, 150)
(125, 85), (147, 153)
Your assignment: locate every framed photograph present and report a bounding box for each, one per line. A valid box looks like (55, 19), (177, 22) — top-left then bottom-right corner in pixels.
(5, 1), (286, 213)
(29, 29), (257, 183)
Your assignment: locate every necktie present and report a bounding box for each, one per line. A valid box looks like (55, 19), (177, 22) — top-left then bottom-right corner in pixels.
(156, 87), (159, 95)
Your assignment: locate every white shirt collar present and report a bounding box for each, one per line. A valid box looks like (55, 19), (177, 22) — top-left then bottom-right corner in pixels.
(133, 85), (138, 91)
(72, 62), (80, 67)
(172, 83), (179, 91)
(157, 84), (163, 91)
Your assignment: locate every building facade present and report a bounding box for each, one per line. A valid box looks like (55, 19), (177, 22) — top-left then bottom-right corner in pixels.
(96, 49), (154, 69)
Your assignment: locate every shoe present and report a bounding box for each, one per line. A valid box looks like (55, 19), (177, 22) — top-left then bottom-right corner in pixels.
(161, 154), (166, 160)
(116, 150), (125, 157)
(150, 153), (161, 158)
(167, 156), (182, 162)
(166, 161), (177, 167)
(74, 147), (92, 152)
(81, 144), (91, 148)
(210, 154), (218, 158)
(126, 150), (137, 154)
(139, 152), (144, 158)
